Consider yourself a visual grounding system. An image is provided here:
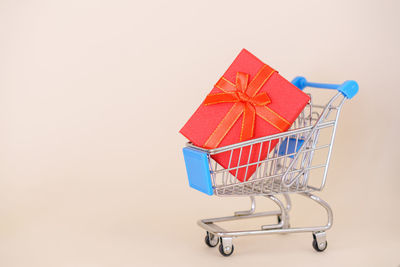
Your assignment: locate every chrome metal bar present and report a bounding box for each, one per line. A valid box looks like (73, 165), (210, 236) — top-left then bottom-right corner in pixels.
(212, 144), (331, 174)
(197, 192), (333, 238)
(281, 93), (343, 186)
(283, 193), (292, 211)
(234, 196), (256, 216)
(319, 97), (346, 190)
(261, 195), (286, 230)
(186, 121), (337, 154)
(201, 210), (282, 224)
(216, 164), (327, 192)
(300, 192), (333, 230)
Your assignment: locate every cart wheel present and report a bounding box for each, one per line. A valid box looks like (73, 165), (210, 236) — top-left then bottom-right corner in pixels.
(218, 242), (234, 257)
(204, 232), (219, 247)
(312, 238), (328, 252)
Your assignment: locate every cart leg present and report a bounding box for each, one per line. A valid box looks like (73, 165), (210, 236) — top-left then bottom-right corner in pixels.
(234, 196), (256, 216)
(277, 193), (291, 228)
(283, 193), (292, 212)
(301, 192), (332, 252)
(262, 195), (288, 230)
(300, 192), (333, 230)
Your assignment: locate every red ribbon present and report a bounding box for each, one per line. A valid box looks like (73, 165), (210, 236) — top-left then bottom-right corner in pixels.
(203, 64), (291, 149)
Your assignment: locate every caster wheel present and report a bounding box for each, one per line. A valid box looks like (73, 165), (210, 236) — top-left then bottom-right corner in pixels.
(218, 242), (234, 257)
(204, 232), (219, 247)
(312, 239), (328, 252)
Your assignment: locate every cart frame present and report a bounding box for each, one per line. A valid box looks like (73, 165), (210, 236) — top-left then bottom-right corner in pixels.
(182, 76), (358, 256)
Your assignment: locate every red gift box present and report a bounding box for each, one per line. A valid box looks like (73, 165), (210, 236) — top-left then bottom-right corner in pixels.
(180, 49), (310, 182)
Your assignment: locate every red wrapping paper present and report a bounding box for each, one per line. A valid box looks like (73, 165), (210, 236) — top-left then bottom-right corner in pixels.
(180, 49), (310, 182)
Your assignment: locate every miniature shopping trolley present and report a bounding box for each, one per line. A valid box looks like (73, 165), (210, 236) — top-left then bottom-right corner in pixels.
(182, 76), (358, 256)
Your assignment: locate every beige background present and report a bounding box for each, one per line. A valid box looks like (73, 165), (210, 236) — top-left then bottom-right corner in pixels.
(1, 0), (399, 266)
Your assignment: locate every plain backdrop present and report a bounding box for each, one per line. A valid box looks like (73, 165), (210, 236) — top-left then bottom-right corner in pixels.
(0, 0), (399, 266)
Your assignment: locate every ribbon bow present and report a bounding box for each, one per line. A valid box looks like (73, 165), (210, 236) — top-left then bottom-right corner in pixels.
(203, 64), (291, 149)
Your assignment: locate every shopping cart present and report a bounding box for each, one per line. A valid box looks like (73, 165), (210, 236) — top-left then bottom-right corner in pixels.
(182, 76), (358, 256)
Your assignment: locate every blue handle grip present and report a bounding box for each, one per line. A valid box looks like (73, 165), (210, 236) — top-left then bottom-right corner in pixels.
(292, 76), (359, 99)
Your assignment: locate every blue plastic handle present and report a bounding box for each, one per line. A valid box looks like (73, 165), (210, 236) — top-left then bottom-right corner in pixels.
(291, 76), (359, 99)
